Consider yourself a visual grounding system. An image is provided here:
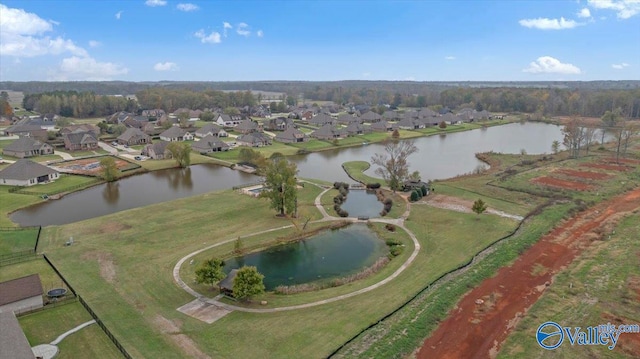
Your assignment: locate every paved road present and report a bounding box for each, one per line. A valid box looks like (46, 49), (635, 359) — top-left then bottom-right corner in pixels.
(97, 141), (118, 155)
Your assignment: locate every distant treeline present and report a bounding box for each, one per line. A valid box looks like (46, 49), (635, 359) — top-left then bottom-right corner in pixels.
(7, 80), (640, 118)
(22, 91), (138, 117)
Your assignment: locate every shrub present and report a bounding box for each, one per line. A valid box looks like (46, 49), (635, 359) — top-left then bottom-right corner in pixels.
(439, 121), (447, 129)
(389, 246), (403, 257)
(367, 183), (381, 189)
(385, 224), (397, 232)
(337, 209), (349, 217)
(380, 209), (388, 216)
(383, 198), (392, 205)
(421, 185), (427, 196)
(410, 190), (420, 202)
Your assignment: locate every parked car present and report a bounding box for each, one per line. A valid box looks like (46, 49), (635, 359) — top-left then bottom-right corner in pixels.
(111, 141), (118, 146)
(134, 156), (142, 160)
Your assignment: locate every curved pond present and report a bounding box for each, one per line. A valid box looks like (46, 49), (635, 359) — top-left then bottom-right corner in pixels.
(339, 190), (383, 218)
(11, 164), (256, 226)
(223, 224), (388, 290)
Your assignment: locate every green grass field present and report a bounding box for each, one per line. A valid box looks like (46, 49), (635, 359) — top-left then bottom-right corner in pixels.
(6, 174), (101, 196)
(0, 186), (44, 227)
(0, 227), (38, 255)
(342, 161), (384, 185)
(498, 212), (640, 359)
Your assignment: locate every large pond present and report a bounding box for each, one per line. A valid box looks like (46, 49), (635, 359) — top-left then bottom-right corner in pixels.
(11, 164), (256, 226)
(12, 122), (579, 226)
(339, 190), (383, 218)
(223, 224), (388, 290)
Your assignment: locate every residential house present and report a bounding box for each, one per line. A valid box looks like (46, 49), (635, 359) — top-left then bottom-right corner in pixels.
(0, 159), (59, 186)
(360, 111), (383, 123)
(117, 128), (151, 146)
(308, 113), (335, 126)
(142, 141), (172, 160)
(0, 274), (43, 315)
(195, 123), (228, 138)
(0, 311), (35, 359)
(345, 122), (371, 136)
(336, 114), (362, 125)
(63, 131), (99, 151)
(310, 124), (347, 140)
(122, 116), (148, 129)
(215, 114), (245, 127)
(60, 124), (100, 138)
(370, 120), (396, 132)
(141, 109), (166, 118)
(275, 127), (308, 143)
(3, 124), (48, 140)
(418, 108), (438, 119)
(440, 113), (463, 124)
(402, 179), (430, 193)
(159, 127), (194, 142)
(106, 111), (134, 124)
(397, 117), (425, 130)
(2, 137), (54, 158)
(263, 117), (295, 131)
(191, 136), (230, 153)
(383, 111), (400, 121)
(235, 119), (261, 134)
(236, 133), (272, 147)
(15, 116), (55, 131)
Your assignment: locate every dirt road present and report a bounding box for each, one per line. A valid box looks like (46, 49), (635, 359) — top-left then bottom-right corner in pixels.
(417, 187), (640, 359)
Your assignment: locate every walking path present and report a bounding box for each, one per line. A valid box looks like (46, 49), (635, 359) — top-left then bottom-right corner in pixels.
(50, 320), (96, 345)
(173, 182), (421, 319)
(31, 319), (96, 359)
(54, 150), (74, 160)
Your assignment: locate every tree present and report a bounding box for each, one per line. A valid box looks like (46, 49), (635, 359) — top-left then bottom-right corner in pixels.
(371, 140), (419, 191)
(0, 98), (12, 116)
(600, 109), (621, 144)
(232, 266), (265, 301)
(439, 121), (447, 129)
(178, 112), (190, 128)
(238, 148), (267, 169)
(167, 142), (191, 168)
(551, 140), (560, 154)
(195, 258), (225, 289)
(562, 118), (585, 158)
(100, 157), (119, 182)
(261, 158), (298, 216)
(391, 129), (400, 139)
(472, 199), (488, 215)
(224, 106), (240, 115)
(621, 122), (638, 158)
(199, 111), (215, 122)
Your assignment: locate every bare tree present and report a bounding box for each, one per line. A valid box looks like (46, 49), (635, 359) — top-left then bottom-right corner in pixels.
(562, 118), (585, 158)
(621, 121), (639, 159)
(582, 125), (597, 155)
(371, 140), (418, 191)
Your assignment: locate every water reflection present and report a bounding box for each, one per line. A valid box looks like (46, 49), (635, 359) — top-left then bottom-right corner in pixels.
(166, 167), (193, 190)
(102, 182), (119, 205)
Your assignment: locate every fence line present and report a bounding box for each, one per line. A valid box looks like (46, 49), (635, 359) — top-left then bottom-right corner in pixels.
(0, 226), (39, 231)
(0, 251), (38, 267)
(34, 226), (42, 252)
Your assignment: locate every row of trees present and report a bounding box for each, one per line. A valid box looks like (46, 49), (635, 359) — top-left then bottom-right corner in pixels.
(23, 91), (137, 117)
(135, 88), (259, 113)
(195, 259), (265, 301)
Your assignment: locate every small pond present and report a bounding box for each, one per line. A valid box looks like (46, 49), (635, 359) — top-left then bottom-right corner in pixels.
(223, 224), (388, 290)
(339, 190), (383, 218)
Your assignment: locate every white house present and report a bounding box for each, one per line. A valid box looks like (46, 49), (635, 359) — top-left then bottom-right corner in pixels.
(0, 159), (59, 186)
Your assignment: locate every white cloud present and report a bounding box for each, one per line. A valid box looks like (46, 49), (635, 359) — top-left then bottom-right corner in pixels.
(53, 56), (128, 80)
(194, 29), (221, 44)
(88, 40), (101, 48)
(177, 3), (199, 12)
(154, 62), (179, 71)
(145, 0), (167, 7)
(223, 22), (232, 37)
(445, 56), (456, 60)
(523, 56), (582, 74)
(519, 17), (582, 30)
(0, 4), (53, 35)
(236, 22), (251, 37)
(588, 0), (640, 19)
(612, 62), (630, 69)
(577, 8), (592, 18)
(257, 30), (264, 38)
(115, 11), (123, 20)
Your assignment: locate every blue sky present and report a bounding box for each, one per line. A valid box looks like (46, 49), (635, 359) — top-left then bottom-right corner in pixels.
(1, 0), (639, 81)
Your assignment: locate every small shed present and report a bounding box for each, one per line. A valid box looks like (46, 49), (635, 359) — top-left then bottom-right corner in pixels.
(0, 274), (43, 314)
(218, 269), (238, 297)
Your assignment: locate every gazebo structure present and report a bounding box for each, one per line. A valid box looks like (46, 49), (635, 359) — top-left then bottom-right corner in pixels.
(218, 269), (238, 297)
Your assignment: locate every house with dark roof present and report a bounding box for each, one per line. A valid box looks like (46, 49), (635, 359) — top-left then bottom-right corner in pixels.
(311, 124), (347, 140)
(0, 159), (59, 186)
(60, 124), (100, 138)
(236, 133), (272, 147)
(0, 311), (36, 359)
(141, 109), (166, 118)
(345, 122), (371, 136)
(397, 117), (425, 130)
(336, 114), (362, 125)
(418, 108), (438, 118)
(159, 127), (194, 142)
(2, 137), (54, 158)
(195, 123), (228, 138)
(440, 113), (463, 124)
(308, 113), (335, 126)
(191, 136), (230, 153)
(3, 124), (48, 140)
(0, 274), (43, 314)
(263, 117), (295, 131)
(218, 269), (239, 297)
(117, 128), (151, 146)
(275, 127), (308, 143)
(63, 131), (99, 151)
(15, 116), (56, 131)
(370, 120), (396, 132)
(235, 119), (261, 134)
(106, 111), (134, 124)
(383, 110), (400, 121)
(142, 141), (172, 159)
(360, 111), (383, 123)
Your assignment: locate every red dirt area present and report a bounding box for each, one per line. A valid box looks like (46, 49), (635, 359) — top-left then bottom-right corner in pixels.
(604, 157), (640, 165)
(417, 188), (640, 359)
(555, 169), (611, 180)
(57, 158), (131, 175)
(600, 313), (640, 357)
(531, 176), (594, 191)
(581, 163), (631, 172)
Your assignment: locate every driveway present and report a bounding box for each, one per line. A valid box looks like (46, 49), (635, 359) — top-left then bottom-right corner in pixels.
(97, 141), (119, 155)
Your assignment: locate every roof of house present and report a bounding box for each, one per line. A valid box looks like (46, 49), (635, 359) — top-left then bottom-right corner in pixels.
(195, 123), (224, 135)
(336, 114), (361, 124)
(345, 122), (366, 132)
(397, 118), (419, 127)
(383, 110), (399, 119)
(371, 120), (393, 130)
(160, 126), (187, 138)
(218, 269), (239, 291)
(5, 124), (44, 133)
(309, 113), (334, 125)
(360, 111), (382, 121)
(0, 274), (43, 306)
(60, 124), (99, 134)
(192, 136), (229, 151)
(145, 141), (170, 155)
(312, 124), (346, 137)
(0, 312), (35, 359)
(418, 108), (438, 118)
(118, 127), (149, 141)
(0, 159), (58, 181)
(235, 119), (259, 132)
(3, 137), (48, 152)
(275, 127), (306, 141)
(64, 131), (97, 145)
(237, 132), (271, 144)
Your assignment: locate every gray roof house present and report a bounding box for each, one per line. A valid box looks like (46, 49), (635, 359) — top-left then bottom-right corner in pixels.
(159, 127), (194, 142)
(397, 117), (425, 130)
(2, 137), (54, 158)
(142, 141), (172, 159)
(63, 131), (99, 151)
(370, 120), (396, 132)
(308, 113), (335, 126)
(383, 110), (400, 121)
(195, 123), (228, 138)
(117, 128), (151, 146)
(311, 124), (347, 140)
(191, 136), (230, 153)
(0, 311), (36, 359)
(360, 111), (383, 123)
(263, 117), (295, 131)
(440, 113), (463, 124)
(60, 124), (100, 137)
(236, 132), (272, 147)
(0, 274), (43, 314)
(275, 127), (308, 143)
(418, 108), (438, 118)
(3, 124), (48, 140)
(235, 119), (261, 134)
(0, 159), (59, 186)
(336, 114), (362, 125)
(345, 122), (372, 136)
